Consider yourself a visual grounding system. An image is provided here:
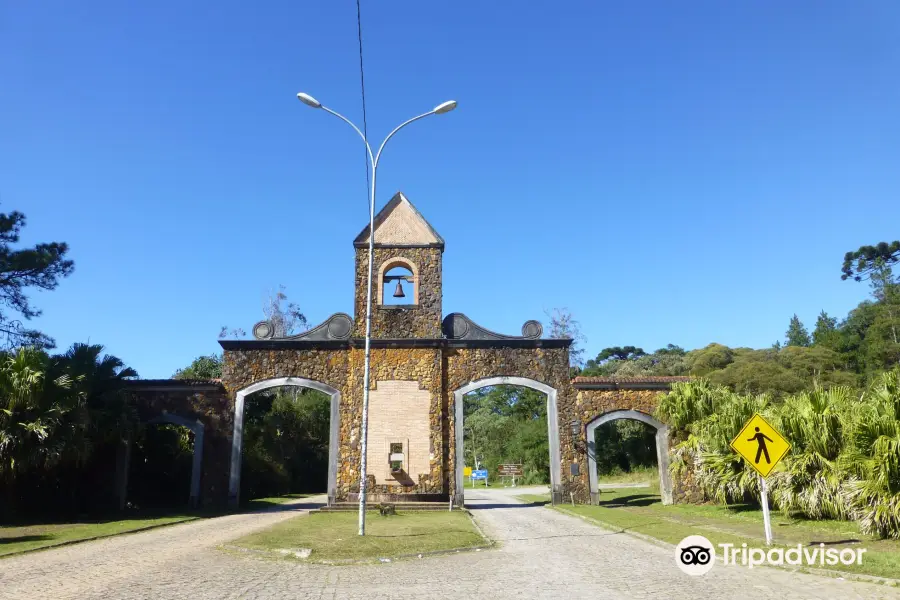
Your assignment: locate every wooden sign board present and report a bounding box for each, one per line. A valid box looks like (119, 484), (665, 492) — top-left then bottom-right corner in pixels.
(498, 464), (524, 476)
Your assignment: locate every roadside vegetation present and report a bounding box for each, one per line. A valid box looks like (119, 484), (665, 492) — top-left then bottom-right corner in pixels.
(553, 487), (900, 580)
(658, 371), (900, 539)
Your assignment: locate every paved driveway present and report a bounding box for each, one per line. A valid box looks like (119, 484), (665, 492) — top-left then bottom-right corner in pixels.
(1, 489), (897, 599)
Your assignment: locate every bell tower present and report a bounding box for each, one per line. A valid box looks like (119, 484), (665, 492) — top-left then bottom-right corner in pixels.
(352, 192), (444, 339)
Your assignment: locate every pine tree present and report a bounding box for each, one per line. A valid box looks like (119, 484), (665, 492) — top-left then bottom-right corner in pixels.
(812, 310), (839, 347)
(785, 314), (811, 347)
(0, 209), (74, 348)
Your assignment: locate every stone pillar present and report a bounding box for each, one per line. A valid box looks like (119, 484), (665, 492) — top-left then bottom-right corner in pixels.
(114, 434), (132, 510)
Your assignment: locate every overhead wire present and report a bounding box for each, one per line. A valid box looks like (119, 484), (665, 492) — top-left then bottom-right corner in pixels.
(355, 0), (371, 202)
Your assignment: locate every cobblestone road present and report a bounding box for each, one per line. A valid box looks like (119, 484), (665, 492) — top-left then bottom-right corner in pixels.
(1, 488), (897, 599)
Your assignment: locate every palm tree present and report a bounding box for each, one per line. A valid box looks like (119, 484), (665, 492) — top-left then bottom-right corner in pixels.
(0, 343), (138, 517)
(48, 343), (138, 466)
(842, 371), (900, 537)
(770, 385), (852, 520)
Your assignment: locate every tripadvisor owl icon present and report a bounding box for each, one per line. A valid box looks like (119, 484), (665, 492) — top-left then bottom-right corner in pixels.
(676, 535), (715, 576)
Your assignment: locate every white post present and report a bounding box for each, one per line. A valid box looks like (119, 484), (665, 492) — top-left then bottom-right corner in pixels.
(298, 98), (454, 536)
(357, 155), (377, 537)
(759, 474), (773, 545)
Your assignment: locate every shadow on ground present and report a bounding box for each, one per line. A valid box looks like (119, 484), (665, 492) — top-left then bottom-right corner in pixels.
(0, 535), (52, 545)
(468, 501), (549, 509)
(597, 494), (658, 508)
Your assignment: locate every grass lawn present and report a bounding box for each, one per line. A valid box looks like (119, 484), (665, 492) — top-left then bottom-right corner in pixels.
(231, 510), (487, 562)
(0, 514), (198, 557)
(244, 493), (320, 510)
(516, 494), (551, 505)
(0, 493), (322, 558)
(465, 479), (492, 488)
(597, 465), (657, 486)
(553, 487), (900, 580)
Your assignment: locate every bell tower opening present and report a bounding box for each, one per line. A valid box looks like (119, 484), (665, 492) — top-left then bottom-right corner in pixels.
(353, 192), (444, 338)
(379, 258), (418, 306)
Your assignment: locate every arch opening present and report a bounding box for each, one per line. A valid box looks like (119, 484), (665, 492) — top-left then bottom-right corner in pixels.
(585, 410), (673, 505)
(128, 414), (204, 509)
(378, 257), (418, 306)
(453, 376), (561, 507)
(229, 377), (340, 507)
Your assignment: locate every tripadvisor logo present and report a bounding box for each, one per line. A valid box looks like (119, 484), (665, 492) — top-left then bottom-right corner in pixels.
(676, 535), (715, 576)
(676, 535), (867, 575)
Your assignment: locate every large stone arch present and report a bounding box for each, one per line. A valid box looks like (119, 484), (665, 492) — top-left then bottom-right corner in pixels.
(229, 376), (341, 507)
(584, 409), (672, 505)
(453, 376), (561, 507)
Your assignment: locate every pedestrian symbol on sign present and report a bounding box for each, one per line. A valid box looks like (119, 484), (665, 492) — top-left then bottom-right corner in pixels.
(748, 427), (773, 464)
(730, 413), (792, 545)
(729, 414), (791, 478)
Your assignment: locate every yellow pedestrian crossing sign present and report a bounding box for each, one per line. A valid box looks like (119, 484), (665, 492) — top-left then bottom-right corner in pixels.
(729, 413), (791, 478)
(463, 466), (472, 477)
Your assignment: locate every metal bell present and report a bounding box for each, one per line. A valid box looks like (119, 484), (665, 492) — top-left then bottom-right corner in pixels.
(393, 280), (406, 298)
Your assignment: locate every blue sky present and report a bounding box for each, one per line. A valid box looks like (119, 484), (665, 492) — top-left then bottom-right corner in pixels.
(2, 1), (898, 378)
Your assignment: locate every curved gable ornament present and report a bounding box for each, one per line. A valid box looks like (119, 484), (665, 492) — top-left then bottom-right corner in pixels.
(441, 313), (542, 341)
(253, 313), (353, 341)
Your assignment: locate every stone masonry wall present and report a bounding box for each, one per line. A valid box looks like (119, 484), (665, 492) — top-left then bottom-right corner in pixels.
(223, 346), (444, 501)
(131, 384), (231, 507)
(222, 349), (352, 497)
(563, 389), (665, 502)
(353, 247), (443, 339)
(443, 346), (573, 499)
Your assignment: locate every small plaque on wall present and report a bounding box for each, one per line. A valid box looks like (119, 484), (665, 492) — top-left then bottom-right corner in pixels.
(570, 463), (580, 476)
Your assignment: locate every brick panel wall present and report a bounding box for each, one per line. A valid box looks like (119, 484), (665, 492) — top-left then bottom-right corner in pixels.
(365, 380), (431, 485)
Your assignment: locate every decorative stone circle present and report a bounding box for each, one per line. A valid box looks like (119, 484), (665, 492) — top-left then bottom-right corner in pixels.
(326, 314), (352, 339)
(252, 320), (274, 340)
(521, 320), (543, 339)
(451, 316), (469, 339)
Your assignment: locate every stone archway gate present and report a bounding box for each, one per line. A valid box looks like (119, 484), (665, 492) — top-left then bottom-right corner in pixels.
(119, 195), (694, 508)
(123, 372), (691, 508)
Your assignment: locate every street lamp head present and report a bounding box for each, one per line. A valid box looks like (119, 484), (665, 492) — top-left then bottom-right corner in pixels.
(297, 92), (322, 109)
(433, 100), (457, 114)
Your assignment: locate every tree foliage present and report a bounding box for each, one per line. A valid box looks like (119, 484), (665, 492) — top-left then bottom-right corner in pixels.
(0, 343), (137, 518)
(0, 210), (74, 349)
(812, 310), (839, 348)
(173, 354), (222, 380)
(785, 314), (811, 347)
(263, 285), (308, 337)
(240, 386), (330, 501)
(220, 285), (308, 340)
(842, 241), (900, 282)
(463, 386), (550, 484)
(545, 307), (586, 370)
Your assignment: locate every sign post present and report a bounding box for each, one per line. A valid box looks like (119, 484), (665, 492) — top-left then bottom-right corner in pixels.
(471, 469), (488, 487)
(497, 464), (523, 487)
(729, 413), (790, 545)
(759, 474), (773, 545)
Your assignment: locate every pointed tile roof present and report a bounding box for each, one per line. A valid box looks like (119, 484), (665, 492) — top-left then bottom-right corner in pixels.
(353, 192), (444, 249)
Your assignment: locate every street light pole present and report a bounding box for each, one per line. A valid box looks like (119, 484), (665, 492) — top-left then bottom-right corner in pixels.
(296, 93), (456, 535)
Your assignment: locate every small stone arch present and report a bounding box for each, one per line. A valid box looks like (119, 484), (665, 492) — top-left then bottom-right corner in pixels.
(377, 256), (419, 305)
(453, 376), (561, 507)
(585, 410), (673, 505)
(229, 376), (341, 507)
(145, 413), (205, 508)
